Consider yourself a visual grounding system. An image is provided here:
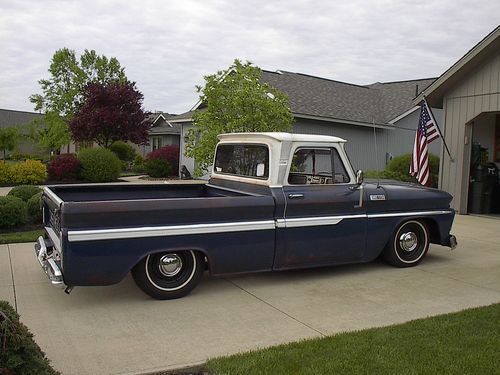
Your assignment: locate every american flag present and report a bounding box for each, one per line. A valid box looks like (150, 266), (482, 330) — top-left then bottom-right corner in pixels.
(410, 99), (440, 186)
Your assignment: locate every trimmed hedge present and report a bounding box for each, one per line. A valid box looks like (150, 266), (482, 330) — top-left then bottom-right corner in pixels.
(0, 160), (47, 185)
(145, 145), (179, 178)
(0, 196), (27, 228)
(27, 192), (43, 223)
(13, 160), (47, 185)
(7, 185), (41, 202)
(77, 148), (122, 182)
(47, 154), (81, 181)
(0, 300), (59, 374)
(365, 153), (439, 188)
(132, 154), (145, 173)
(0, 162), (15, 185)
(109, 141), (136, 162)
(145, 158), (172, 178)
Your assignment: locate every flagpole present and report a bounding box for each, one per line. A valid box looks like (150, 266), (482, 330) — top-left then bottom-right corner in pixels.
(423, 96), (454, 162)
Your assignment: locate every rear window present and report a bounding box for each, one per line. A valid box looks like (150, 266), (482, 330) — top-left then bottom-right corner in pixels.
(214, 144), (269, 179)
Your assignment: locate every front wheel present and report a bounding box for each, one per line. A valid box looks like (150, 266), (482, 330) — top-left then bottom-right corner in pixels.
(382, 220), (429, 267)
(132, 250), (204, 299)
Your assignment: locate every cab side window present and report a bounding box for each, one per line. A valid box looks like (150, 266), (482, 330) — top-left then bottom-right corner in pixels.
(288, 148), (350, 185)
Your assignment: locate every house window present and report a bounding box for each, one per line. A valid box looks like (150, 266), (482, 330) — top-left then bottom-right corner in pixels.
(152, 137), (163, 151)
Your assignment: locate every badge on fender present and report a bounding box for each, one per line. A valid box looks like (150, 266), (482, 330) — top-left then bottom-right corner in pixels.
(370, 194), (386, 201)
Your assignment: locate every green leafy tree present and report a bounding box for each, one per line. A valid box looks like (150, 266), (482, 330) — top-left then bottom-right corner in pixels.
(185, 59), (294, 175)
(26, 112), (72, 153)
(0, 126), (20, 161)
(29, 48), (127, 152)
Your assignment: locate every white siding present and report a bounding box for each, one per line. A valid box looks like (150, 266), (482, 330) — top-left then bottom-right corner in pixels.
(440, 50), (500, 213)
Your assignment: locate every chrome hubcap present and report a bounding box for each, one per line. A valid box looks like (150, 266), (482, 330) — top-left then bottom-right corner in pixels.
(158, 254), (183, 277)
(399, 232), (418, 252)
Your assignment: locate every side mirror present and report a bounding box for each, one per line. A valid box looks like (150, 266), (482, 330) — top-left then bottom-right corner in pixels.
(356, 169), (364, 185)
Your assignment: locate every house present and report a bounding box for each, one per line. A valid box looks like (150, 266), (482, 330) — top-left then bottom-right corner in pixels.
(170, 71), (442, 175)
(415, 26), (500, 215)
(0, 108), (45, 157)
(136, 112), (181, 156)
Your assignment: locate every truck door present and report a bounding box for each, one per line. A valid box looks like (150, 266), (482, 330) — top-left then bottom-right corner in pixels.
(274, 146), (367, 269)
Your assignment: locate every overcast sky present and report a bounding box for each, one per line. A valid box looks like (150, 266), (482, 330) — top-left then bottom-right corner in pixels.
(1, 0), (499, 115)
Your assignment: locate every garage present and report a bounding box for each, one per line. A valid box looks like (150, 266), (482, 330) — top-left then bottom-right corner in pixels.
(416, 26), (500, 215)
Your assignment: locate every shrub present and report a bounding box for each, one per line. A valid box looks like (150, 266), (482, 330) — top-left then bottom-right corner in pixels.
(77, 148), (122, 182)
(366, 153), (439, 188)
(132, 154), (145, 173)
(11, 152), (40, 161)
(27, 192), (43, 223)
(0, 162), (14, 185)
(145, 145), (179, 178)
(12, 160), (47, 185)
(109, 141), (136, 162)
(8, 185), (41, 202)
(0, 196), (27, 228)
(47, 154), (81, 181)
(145, 158), (173, 178)
(0, 300), (60, 374)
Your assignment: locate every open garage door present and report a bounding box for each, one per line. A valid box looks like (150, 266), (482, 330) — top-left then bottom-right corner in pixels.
(468, 113), (500, 216)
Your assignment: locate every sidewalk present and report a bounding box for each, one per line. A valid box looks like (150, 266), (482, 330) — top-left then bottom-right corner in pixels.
(0, 214), (499, 374)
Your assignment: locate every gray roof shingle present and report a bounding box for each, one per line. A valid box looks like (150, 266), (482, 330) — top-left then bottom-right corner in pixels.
(261, 71), (436, 125)
(0, 109), (43, 128)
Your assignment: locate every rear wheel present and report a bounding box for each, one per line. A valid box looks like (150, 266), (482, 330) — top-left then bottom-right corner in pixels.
(382, 220), (429, 267)
(132, 250), (204, 299)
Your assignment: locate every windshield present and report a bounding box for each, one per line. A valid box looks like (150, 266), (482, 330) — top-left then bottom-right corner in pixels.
(214, 144), (269, 179)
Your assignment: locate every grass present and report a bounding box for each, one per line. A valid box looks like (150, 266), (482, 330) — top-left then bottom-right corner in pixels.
(205, 303), (500, 375)
(0, 228), (44, 244)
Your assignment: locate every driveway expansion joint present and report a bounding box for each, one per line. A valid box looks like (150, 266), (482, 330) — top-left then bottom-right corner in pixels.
(224, 278), (327, 338)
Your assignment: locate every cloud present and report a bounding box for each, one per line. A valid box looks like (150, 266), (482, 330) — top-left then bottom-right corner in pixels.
(1, 0), (499, 114)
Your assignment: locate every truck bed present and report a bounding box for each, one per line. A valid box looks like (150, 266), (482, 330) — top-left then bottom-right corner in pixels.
(49, 183), (245, 202)
(44, 182), (276, 230)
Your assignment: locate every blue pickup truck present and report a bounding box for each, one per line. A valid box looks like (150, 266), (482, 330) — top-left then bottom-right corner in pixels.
(35, 132), (457, 299)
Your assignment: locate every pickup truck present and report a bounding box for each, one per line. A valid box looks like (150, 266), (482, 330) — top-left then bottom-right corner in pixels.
(35, 132), (457, 299)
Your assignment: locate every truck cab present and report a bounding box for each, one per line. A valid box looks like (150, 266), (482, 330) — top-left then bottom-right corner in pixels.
(212, 133), (366, 268)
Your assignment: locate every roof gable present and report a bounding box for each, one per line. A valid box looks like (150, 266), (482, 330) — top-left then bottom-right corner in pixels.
(416, 26), (500, 107)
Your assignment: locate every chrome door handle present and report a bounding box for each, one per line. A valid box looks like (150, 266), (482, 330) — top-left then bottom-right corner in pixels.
(288, 193), (304, 199)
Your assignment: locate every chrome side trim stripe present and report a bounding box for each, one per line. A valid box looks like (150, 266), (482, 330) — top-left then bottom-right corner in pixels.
(67, 210), (453, 242)
(278, 214), (366, 228)
(367, 210), (452, 218)
(68, 220), (276, 242)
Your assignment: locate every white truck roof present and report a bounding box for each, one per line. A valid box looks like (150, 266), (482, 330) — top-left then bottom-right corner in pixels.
(213, 132), (354, 186)
(218, 132), (347, 143)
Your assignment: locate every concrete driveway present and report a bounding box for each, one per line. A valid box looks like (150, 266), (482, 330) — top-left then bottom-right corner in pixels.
(1, 214), (499, 375)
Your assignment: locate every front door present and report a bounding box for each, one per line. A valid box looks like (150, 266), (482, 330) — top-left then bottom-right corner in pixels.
(274, 146), (366, 269)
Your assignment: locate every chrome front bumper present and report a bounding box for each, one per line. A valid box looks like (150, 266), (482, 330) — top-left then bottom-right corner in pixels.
(34, 236), (64, 286)
(449, 235), (458, 250)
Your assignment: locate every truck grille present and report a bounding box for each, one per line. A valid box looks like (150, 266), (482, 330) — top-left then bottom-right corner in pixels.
(49, 209), (61, 234)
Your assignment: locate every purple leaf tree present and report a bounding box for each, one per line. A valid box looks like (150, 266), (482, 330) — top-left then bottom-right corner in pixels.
(69, 82), (151, 148)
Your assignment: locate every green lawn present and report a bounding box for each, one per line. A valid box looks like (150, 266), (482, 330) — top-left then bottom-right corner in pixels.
(0, 229), (44, 244)
(205, 303), (500, 375)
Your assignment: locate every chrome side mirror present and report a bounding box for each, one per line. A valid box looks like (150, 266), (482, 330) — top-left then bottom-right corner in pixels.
(356, 169), (364, 185)
(354, 170), (364, 208)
